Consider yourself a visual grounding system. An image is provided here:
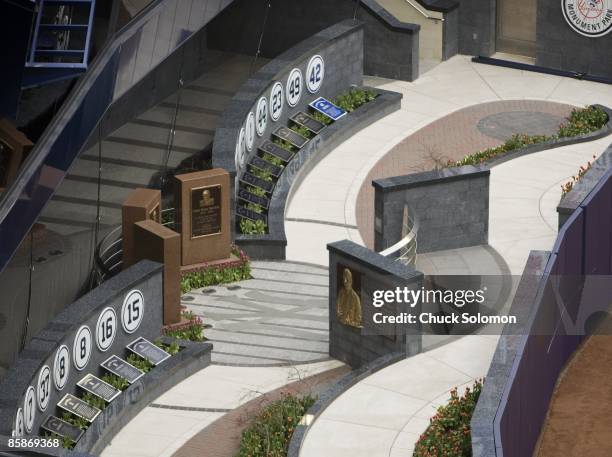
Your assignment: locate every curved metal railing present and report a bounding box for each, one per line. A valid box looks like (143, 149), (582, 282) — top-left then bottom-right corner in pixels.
(379, 206), (419, 267)
(93, 208), (176, 285)
(404, 0), (444, 22)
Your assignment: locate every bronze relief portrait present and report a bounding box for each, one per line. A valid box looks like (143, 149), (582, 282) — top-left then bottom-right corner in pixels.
(336, 266), (362, 328)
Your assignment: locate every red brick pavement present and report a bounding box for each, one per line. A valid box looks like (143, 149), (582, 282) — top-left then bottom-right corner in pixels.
(356, 100), (575, 249)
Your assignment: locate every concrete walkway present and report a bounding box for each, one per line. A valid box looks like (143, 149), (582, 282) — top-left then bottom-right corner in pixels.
(100, 360), (343, 457)
(295, 56), (612, 456)
(285, 54), (612, 266)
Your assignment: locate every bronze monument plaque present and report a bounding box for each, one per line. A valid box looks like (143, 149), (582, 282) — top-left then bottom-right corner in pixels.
(336, 265), (363, 328)
(190, 185), (222, 238)
(174, 169), (231, 266)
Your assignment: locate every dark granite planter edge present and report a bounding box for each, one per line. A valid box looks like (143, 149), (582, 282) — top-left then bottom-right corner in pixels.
(287, 352), (405, 457)
(235, 88), (402, 260)
(83, 339), (212, 456)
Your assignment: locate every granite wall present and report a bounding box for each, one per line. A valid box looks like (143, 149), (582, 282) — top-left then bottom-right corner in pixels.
(207, 0), (420, 81)
(373, 165), (490, 254)
(0, 261), (164, 439)
(328, 240), (423, 368)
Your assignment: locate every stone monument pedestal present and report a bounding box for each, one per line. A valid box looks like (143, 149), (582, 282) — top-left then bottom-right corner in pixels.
(122, 188), (162, 269)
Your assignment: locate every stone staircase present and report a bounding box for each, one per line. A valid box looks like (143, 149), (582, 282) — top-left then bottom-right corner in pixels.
(39, 53), (265, 236)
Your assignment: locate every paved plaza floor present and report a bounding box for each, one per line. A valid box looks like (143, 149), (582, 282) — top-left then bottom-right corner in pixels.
(102, 55), (612, 457)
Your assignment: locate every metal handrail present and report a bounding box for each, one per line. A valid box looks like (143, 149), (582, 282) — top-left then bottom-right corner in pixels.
(379, 209), (419, 267)
(404, 0), (444, 22)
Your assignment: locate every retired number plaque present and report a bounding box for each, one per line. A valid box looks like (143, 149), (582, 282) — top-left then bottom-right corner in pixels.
(57, 394), (101, 423)
(101, 355), (144, 384)
(127, 337), (171, 366)
(273, 126), (309, 149)
(41, 415), (84, 443)
(291, 112), (325, 134)
(190, 184), (222, 239)
(77, 373), (121, 402)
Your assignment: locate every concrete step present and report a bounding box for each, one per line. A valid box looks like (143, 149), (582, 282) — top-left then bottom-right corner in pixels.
(110, 122), (212, 152)
(81, 140), (192, 168)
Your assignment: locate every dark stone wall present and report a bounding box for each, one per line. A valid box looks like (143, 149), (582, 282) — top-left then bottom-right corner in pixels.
(536, 0), (612, 79)
(374, 165), (490, 253)
(207, 0), (420, 81)
(0, 260), (165, 438)
(443, 7), (460, 60)
(457, 0), (496, 56)
(328, 240), (423, 369)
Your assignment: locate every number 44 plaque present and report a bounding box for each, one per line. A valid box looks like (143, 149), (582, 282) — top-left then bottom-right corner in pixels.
(127, 337), (171, 366)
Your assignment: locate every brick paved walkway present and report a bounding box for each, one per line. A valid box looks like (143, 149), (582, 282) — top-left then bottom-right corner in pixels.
(355, 100), (573, 249)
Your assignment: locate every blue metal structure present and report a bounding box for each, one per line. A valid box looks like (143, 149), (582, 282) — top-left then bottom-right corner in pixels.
(0, 0), (234, 273)
(23, 0), (97, 87)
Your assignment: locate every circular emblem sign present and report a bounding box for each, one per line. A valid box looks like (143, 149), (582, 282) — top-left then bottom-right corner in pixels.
(14, 408), (24, 437)
(255, 97), (268, 136)
(96, 307), (117, 351)
(306, 55), (325, 93)
(122, 289), (144, 334)
(286, 68), (303, 107)
(23, 386), (35, 433)
(270, 82), (284, 121)
(36, 365), (51, 412)
(245, 112), (256, 152)
(562, 0), (612, 37)
(73, 325), (92, 371)
(235, 127), (246, 171)
(53, 345), (70, 390)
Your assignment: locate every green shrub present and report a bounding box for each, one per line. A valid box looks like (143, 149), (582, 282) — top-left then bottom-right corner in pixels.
(236, 394), (315, 457)
(61, 412), (89, 431)
(245, 202), (265, 214)
(249, 166), (274, 182)
(81, 392), (106, 410)
(164, 311), (206, 342)
(261, 153), (285, 168)
(289, 123), (314, 139)
(126, 353), (154, 373)
(101, 373), (129, 391)
(180, 247), (251, 292)
(310, 110), (334, 125)
(558, 105), (608, 137)
(561, 155), (595, 196)
(448, 106), (608, 168)
(245, 185), (268, 197)
(333, 87), (377, 113)
(413, 380), (483, 457)
(239, 218), (267, 235)
(44, 432), (74, 449)
(272, 137), (298, 152)
(155, 339), (181, 355)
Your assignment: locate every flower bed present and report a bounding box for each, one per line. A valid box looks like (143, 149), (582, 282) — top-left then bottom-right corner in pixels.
(413, 380), (483, 457)
(561, 156), (595, 197)
(180, 245), (251, 292)
(449, 106), (608, 167)
(237, 394), (315, 457)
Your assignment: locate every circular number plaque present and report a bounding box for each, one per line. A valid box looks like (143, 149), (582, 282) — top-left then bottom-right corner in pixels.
(36, 365), (51, 412)
(286, 68), (303, 107)
(96, 307), (117, 352)
(255, 96), (268, 136)
(245, 112), (256, 152)
(235, 127), (246, 171)
(14, 408), (24, 437)
(122, 289), (144, 334)
(269, 82), (284, 121)
(53, 345), (70, 391)
(306, 55), (325, 93)
(23, 386), (35, 433)
(73, 325), (92, 371)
